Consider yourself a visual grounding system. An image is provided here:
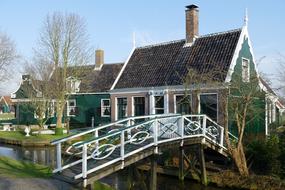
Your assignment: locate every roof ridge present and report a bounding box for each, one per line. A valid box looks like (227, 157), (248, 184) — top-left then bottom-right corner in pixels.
(199, 28), (242, 38)
(136, 39), (185, 50)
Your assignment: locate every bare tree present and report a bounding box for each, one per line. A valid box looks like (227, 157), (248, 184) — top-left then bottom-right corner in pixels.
(183, 64), (264, 177)
(0, 31), (18, 82)
(33, 12), (92, 134)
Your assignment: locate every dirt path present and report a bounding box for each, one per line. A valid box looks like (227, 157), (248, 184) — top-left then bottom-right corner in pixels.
(0, 177), (78, 190)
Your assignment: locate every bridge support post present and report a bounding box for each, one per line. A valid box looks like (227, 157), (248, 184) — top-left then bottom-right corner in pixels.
(199, 144), (207, 185)
(179, 146), (184, 181)
(150, 155), (157, 190)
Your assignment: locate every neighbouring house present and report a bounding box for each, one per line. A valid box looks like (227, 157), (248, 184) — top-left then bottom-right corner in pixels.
(11, 50), (123, 127)
(66, 50), (123, 127)
(110, 5), (283, 137)
(11, 74), (43, 125)
(259, 78), (285, 131)
(0, 96), (14, 114)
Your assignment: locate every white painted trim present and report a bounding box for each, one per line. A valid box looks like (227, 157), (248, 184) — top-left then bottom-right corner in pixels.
(164, 89), (169, 114)
(67, 99), (76, 117)
(154, 95), (164, 114)
(67, 92), (109, 95)
(101, 99), (111, 117)
(114, 98), (118, 121)
(149, 91), (155, 115)
(131, 96), (134, 117)
(225, 26), (260, 84)
(225, 27), (246, 83)
(110, 47), (136, 90)
(199, 93), (219, 122)
(241, 57), (250, 82)
(110, 85), (228, 95)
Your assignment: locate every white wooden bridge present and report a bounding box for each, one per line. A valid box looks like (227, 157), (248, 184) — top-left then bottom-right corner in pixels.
(51, 114), (237, 188)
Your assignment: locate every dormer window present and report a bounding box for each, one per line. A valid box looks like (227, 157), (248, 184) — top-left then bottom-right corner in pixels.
(242, 58), (250, 82)
(66, 76), (81, 93)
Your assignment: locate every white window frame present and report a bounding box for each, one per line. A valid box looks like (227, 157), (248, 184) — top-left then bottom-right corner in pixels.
(154, 95), (164, 114)
(66, 77), (81, 93)
(101, 99), (111, 117)
(199, 93), (219, 122)
(174, 94), (192, 114)
(242, 57), (250, 82)
(67, 99), (76, 117)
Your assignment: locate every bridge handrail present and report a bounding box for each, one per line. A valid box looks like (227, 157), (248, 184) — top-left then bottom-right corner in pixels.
(73, 119), (157, 149)
(51, 113), (180, 145)
(52, 114), (238, 177)
(72, 114), (213, 148)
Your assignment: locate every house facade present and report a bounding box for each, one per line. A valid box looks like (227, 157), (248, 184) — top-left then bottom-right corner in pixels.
(0, 96), (14, 114)
(11, 51), (123, 127)
(109, 5), (282, 136)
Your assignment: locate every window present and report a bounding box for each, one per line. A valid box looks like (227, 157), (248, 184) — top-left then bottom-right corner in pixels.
(101, 99), (110, 117)
(200, 94), (218, 122)
(117, 98), (127, 120)
(67, 99), (77, 117)
(66, 77), (81, 93)
(175, 95), (191, 114)
(155, 96), (164, 114)
(133, 97), (145, 116)
(242, 58), (250, 82)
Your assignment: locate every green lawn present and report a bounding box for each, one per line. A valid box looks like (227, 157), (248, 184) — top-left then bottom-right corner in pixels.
(0, 156), (52, 178)
(0, 131), (68, 142)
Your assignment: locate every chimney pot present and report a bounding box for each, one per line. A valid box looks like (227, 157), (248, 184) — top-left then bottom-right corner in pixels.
(95, 49), (104, 70)
(185, 4), (199, 44)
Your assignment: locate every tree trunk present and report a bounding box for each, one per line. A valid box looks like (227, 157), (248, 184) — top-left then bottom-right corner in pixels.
(56, 100), (63, 128)
(231, 146), (249, 177)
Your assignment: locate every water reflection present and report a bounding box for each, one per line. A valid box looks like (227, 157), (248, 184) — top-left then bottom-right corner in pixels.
(102, 168), (224, 190)
(0, 143), (56, 166)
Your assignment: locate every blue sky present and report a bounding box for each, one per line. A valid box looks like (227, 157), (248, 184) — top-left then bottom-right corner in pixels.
(0, 0), (284, 93)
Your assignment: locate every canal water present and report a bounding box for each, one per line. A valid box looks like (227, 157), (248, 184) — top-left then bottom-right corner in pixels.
(0, 143), (56, 166)
(102, 169), (226, 190)
(0, 144), (231, 190)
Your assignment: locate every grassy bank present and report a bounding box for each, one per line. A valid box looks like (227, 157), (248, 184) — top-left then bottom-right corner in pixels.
(0, 131), (68, 146)
(0, 156), (52, 178)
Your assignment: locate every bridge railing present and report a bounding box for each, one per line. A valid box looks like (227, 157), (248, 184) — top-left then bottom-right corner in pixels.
(51, 114), (237, 179)
(51, 113), (179, 173)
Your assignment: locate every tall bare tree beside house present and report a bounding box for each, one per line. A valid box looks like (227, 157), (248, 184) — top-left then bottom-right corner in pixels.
(24, 58), (54, 133)
(183, 64), (265, 177)
(0, 31), (18, 82)
(34, 12), (92, 134)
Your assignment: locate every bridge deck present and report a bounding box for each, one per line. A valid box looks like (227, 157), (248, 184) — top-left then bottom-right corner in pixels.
(51, 114), (236, 187)
(53, 136), (229, 186)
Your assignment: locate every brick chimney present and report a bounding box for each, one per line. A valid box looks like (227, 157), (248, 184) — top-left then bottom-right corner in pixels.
(95, 49), (104, 70)
(185, 5), (199, 44)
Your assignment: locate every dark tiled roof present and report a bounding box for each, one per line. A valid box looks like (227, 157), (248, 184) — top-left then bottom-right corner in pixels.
(79, 63), (123, 93)
(115, 29), (241, 89)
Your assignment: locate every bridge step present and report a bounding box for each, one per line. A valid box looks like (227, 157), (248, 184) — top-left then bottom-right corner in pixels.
(52, 171), (82, 185)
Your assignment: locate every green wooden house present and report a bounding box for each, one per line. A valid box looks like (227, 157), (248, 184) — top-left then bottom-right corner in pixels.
(11, 52), (123, 128)
(109, 5), (284, 137)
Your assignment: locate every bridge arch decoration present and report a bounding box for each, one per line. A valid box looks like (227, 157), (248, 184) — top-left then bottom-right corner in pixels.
(51, 114), (237, 180)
